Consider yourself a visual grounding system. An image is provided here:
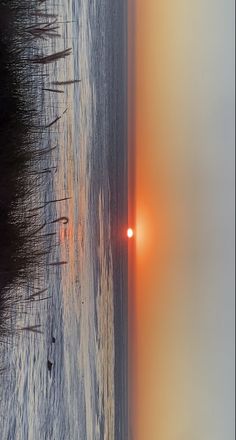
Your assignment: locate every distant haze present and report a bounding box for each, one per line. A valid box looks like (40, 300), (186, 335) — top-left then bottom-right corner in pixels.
(130, 0), (235, 438)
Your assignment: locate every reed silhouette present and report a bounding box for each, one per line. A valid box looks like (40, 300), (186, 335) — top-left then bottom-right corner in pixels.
(0, 1), (70, 342)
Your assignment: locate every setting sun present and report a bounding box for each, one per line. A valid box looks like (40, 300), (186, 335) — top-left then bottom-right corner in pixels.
(127, 228), (134, 238)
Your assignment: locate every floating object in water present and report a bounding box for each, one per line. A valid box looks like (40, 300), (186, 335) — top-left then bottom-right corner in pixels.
(47, 360), (53, 372)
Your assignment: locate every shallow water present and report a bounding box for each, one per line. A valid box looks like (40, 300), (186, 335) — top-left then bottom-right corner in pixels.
(0, 0), (128, 438)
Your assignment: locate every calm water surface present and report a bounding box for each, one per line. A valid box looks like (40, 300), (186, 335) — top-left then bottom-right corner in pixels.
(0, 0), (128, 439)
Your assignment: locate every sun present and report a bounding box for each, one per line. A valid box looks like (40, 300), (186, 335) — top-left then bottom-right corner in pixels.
(127, 228), (134, 238)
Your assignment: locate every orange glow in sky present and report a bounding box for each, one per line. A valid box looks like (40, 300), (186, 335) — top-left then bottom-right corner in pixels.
(129, 0), (235, 439)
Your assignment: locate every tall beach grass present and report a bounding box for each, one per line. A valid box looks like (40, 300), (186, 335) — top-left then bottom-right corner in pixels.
(0, 1), (69, 342)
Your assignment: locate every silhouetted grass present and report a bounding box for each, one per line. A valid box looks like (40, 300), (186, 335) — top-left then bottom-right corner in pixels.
(0, 1), (70, 342)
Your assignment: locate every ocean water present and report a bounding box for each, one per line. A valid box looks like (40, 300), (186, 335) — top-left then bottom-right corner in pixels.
(0, 1), (128, 439)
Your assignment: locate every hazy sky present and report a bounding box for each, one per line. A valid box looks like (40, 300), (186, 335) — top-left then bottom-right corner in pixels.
(130, 0), (235, 438)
